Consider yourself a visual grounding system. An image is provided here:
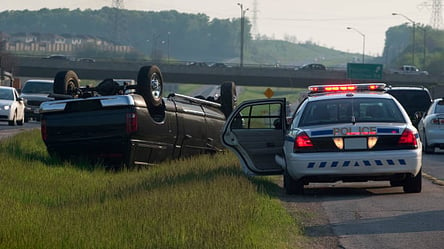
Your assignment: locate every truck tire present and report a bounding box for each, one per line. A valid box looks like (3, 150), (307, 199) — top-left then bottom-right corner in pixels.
(54, 70), (80, 95)
(220, 81), (237, 118)
(136, 65), (163, 107)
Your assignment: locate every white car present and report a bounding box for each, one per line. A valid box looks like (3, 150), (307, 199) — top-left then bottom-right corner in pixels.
(418, 98), (444, 153)
(0, 86), (25, 126)
(222, 83), (422, 194)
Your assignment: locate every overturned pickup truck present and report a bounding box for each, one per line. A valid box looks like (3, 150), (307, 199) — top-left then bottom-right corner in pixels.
(40, 65), (237, 169)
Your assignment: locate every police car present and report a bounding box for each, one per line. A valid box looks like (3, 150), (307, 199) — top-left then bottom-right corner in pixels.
(221, 83), (422, 194)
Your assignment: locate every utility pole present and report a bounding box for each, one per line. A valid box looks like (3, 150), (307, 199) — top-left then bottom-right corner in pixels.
(392, 13), (416, 65)
(346, 27), (366, 63)
(237, 3), (249, 68)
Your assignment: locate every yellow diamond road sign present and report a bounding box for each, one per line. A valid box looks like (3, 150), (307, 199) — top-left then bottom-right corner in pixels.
(264, 88), (274, 98)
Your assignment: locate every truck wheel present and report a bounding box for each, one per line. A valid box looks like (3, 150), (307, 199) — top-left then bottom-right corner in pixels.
(136, 65), (163, 107)
(220, 81), (237, 118)
(54, 70), (80, 95)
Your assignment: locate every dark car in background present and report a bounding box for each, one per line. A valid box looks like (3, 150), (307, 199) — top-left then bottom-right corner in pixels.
(20, 79), (54, 122)
(297, 63), (326, 71)
(385, 86), (433, 127)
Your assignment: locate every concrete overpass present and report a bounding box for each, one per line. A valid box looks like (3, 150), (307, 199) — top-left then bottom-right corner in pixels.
(14, 56), (444, 90)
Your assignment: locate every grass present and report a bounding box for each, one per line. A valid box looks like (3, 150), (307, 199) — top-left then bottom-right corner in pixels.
(0, 130), (307, 249)
(177, 83), (306, 107)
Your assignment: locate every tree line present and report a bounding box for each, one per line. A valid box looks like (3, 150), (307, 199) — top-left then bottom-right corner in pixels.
(0, 8), (443, 74)
(0, 7), (250, 62)
(383, 24), (444, 74)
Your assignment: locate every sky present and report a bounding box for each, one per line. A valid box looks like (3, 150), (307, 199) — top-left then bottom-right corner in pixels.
(0, 0), (437, 56)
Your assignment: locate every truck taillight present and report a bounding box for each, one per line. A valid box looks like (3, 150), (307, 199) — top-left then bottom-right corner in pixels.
(397, 129), (417, 148)
(294, 132), (313, 152)
(126, 112), (138, 134)
(41, 119), (47, 141)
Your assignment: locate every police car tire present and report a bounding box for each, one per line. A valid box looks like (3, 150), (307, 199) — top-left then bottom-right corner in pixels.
(220, 81), (237, 118)
(54, 70), (80, 95)
(403, 169), (422, 193)
(284, 172), (304, 195)
(136, 65), (163, 107)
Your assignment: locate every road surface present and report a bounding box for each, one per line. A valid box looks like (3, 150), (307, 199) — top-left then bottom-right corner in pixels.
(278, 150), (444, 249)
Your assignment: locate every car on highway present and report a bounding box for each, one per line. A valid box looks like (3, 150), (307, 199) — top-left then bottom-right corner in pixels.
(222, 83), (422, 194)
(385, 86), (433, 128)
(40, 65), (237, 169)
(418, 98), (444, 154)
(43, 54), (73, 61)
(0, 86), (25, 126)
(20, 79), (54, 122)
(297, 63), (326, 71)
(390, 65), (429, 75)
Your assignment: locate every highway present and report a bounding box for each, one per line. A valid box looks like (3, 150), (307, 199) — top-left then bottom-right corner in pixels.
(14, 56), (444, 90)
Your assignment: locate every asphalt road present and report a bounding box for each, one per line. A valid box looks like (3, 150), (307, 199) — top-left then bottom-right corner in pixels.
(0, 121), (40, 139)
(279, 150), (444, 249)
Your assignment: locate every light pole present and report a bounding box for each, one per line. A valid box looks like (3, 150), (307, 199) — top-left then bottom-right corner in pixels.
(392, 12), (416, 65)
(416, 26), (427, 67)
(237, 3), (248, 68)
(346, 26), (366, 63)
(167, 32), (171, 63)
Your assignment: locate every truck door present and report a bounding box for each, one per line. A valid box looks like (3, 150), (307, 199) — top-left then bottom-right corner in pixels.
(221, 98), (286, 176)
(176, 102), (208, 156)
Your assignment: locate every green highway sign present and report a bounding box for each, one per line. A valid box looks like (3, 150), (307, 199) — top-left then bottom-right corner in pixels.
(347, 63), (383, 80)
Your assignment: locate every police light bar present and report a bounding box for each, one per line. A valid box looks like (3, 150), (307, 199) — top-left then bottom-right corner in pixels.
(308, 83), (386, 93)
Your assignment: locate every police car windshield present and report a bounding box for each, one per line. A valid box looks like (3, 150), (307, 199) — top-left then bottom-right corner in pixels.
(299, 98), (405, 126)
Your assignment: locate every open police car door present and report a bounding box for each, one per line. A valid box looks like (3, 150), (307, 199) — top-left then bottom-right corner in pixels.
(221, 98), (286, 175)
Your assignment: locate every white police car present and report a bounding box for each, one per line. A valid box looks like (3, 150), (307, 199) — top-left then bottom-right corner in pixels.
(221, 83), (422, 194)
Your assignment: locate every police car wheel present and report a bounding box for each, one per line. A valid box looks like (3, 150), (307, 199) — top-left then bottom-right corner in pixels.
(284, 172), (304, 195)
(403, 169), (422, 193)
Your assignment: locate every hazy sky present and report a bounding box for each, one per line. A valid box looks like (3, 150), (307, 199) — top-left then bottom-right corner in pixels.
(0, 0), (436, 55)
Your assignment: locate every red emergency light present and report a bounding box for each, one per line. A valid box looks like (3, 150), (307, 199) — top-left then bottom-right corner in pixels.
(309, 83), (386, 93)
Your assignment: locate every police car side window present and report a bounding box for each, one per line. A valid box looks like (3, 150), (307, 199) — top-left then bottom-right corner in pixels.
(231, 103), (283, 129)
